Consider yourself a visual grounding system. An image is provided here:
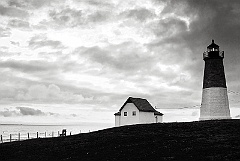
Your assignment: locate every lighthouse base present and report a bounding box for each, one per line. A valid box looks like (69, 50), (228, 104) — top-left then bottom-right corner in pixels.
(200, 87), (231, 121)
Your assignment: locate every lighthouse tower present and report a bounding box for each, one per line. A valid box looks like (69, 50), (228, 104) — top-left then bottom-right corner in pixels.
(200, 40), (231, 120)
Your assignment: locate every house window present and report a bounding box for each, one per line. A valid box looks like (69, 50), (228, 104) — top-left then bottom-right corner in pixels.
(124, 112), (127, 116)
(132, 111), (136, 116)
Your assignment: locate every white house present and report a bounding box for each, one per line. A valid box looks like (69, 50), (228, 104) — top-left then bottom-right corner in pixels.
(114, 97), (163, 127)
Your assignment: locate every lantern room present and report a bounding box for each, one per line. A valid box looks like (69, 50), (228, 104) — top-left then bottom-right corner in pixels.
(207, 39), (219, 52)
(203, 40), (224, 60)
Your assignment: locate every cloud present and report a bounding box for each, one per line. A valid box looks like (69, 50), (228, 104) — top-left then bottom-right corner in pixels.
(7, 0), (25, 8)
(88, 11), (111, 23)
(0, 107), (60, 117)
(0, 59), (59, 73)
(45, 6), (112, 29)
(6, 0), (59, 9)
(71, 36), (202, 107)
(70, 114), (77, 117)
(8, 19), (30, 29)
(15, 84), (91, 103)
(48, 7), (83, 28)
(150, 17), (188, 39)
(78, 42), (154, 73)
(124, 8), (155, 22)
(0, 4), (29, 18)
(235, 115), (240, 118)
(0, 27), (11, 37)
(0, 108), (18, 117)
(81, 0), (113, 8)
(16, 107), (45, 116)
(10, 41), (20, 46)
(28, 34), (65, 49)
(78, 41), (195, 84)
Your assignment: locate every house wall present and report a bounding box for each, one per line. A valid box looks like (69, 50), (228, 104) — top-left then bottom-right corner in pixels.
(139, 111), (155, 124)
(120, 103), (139, 126)
(155, 115), (163, 123)
(115, 115), (120, 127)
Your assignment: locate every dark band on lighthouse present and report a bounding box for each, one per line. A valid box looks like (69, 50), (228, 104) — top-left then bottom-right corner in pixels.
(203, 40), (227, 88)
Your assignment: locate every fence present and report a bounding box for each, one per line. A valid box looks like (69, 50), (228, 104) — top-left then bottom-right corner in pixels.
(0, 130), (90, 143)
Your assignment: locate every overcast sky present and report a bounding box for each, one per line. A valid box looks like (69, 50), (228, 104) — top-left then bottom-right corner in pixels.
(0, 0), (240, 126)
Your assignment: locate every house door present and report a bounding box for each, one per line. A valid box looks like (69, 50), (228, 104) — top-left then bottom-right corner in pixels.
(155, 116), (158, 123)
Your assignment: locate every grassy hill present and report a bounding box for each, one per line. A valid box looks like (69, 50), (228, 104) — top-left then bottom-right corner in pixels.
(1, 119), (240, 161)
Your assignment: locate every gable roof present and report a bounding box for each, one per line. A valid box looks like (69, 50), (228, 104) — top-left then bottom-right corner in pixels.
(114, 111), (121, 116)
(118, 97), (163, 115)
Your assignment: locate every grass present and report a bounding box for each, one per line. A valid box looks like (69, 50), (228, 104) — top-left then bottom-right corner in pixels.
(1, 119), (240, 161)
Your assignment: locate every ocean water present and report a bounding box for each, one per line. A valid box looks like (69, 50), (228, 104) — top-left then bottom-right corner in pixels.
(0, 123), (113, 143)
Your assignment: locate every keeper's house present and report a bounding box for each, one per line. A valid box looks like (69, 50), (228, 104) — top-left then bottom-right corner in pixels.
(114, 97), (163, 127)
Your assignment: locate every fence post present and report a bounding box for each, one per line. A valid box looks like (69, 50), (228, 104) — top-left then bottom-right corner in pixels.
(28, 133), (30, 139)
(45, 132), (46, 138)
(37, 132), (38, 138)
(80, 130), (81, 134)
(58, 131), (59, 136)
(52, 132), (54, 137)
(10, 134), (12, 142)
(70, 132), (71, 136)
(18, 133), (20, 141)
(1, 135), (2, 143)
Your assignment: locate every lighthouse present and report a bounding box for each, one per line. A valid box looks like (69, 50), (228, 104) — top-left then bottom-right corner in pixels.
(200, 40), (231, 120)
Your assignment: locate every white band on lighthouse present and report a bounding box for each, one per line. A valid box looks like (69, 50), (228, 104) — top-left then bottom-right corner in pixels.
(200, 87), (231, 120)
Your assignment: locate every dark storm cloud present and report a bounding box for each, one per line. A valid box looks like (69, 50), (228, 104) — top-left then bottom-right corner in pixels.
(148, 0), (240, 58)
(151, 18), (187, 38)
(28, 35), (65, 49)
(155, 0), (240, 53)
(0, 4), (29, 18)
(172, 0), (240, 93)
(147, 0), (240, 98)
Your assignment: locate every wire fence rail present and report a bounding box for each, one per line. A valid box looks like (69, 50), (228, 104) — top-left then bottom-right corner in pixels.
(0, 129), (89, 144)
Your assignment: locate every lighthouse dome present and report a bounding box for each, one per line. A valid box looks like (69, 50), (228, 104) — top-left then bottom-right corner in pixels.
(207, 39), (219, 51)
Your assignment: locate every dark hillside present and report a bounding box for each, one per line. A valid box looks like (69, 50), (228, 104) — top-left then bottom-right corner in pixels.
(1, 120), (240, 161)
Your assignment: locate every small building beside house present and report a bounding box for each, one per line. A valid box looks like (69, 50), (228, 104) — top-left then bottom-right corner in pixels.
(114, 97), (163, 127)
